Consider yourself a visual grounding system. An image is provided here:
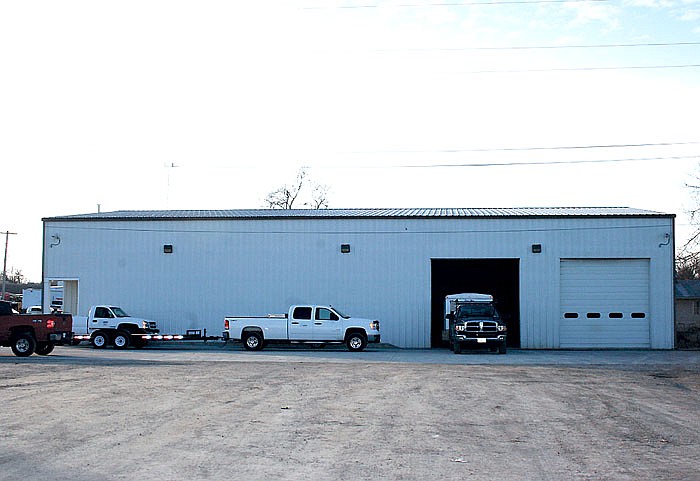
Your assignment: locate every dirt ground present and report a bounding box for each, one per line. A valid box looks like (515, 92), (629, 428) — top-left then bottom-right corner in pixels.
(1, 346), (699, 481)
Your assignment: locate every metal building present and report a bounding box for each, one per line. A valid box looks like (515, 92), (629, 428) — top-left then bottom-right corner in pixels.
(42, 207), (676, 349)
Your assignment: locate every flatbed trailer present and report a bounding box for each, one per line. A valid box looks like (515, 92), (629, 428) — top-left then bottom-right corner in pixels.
(73, 329), (221, 348)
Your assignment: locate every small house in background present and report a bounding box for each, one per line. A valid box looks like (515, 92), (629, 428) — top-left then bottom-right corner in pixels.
(675, 280), (700, 348)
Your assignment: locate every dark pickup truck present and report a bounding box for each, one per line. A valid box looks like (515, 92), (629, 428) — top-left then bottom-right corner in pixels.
(0, 301), (73, 356)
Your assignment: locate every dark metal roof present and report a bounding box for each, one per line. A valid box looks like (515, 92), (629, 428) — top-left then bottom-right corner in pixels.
(43, 207), (673, 222)
(676, 280), (700, 299)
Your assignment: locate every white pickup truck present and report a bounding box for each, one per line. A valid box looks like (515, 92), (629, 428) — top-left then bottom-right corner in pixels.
(223, 305), (380, 352)
(72, 305), (160, 348)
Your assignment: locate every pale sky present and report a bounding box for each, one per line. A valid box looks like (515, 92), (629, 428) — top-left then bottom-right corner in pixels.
(1, 0), (700, 281)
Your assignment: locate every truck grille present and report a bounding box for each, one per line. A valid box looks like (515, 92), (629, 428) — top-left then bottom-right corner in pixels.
(465, 321), (498, 333)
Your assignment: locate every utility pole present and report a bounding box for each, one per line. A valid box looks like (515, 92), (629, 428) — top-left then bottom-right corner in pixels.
(1, 231), (18, 302)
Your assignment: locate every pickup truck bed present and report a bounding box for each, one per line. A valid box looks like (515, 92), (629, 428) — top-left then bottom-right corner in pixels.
(0, 301), (73, 356)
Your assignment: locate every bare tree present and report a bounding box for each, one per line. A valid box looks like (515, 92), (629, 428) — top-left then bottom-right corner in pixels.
(676, 252), (700, 280)
(306, 183), (330, 210)
(264, 168), (307, 209)
(679, 168), (700, 278)
(6, 268), (25, 284)
(264, 168), (329, 209)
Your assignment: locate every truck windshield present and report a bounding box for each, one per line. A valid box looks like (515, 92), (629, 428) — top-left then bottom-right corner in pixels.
(332, 308), (350, 319)
(110, 307), (130, 318)
(456, 304), (495, 319)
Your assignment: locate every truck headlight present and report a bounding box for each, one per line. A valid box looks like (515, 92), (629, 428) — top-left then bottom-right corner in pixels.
(455, 325), (465, 332)
(370, 320), (380, 331)
(497, 325), (507, 332)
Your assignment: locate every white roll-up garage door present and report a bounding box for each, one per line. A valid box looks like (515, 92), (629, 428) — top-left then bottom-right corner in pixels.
(560, 259), (650, 348)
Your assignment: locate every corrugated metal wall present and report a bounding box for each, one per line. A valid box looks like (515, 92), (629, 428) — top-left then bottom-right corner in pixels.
(42, 215), (675, 348)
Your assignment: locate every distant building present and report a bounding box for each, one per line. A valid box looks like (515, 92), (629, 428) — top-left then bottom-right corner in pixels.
(42, 207), (675, 349)
(675, 280), (700, 348)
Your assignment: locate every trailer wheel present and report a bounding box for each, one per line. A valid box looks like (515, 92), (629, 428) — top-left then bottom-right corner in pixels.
(11, 332), (36, 357)
(243, 331), (263, 351)
(113, 331), (130, 349)
(35, 342), (55, 355)
(91, 331), (109, 349)
(346, 332), (367, 352)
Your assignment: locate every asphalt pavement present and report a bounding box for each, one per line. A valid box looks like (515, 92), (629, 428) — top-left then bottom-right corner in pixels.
(19, 342), (699, 370)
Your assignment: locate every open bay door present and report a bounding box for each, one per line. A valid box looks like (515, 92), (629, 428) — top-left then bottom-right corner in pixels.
(559, 259), (650, 348)
(62, 280), (78, 315)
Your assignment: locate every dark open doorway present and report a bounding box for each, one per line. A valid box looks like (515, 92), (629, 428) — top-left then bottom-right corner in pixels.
(431, 259), (520, 348)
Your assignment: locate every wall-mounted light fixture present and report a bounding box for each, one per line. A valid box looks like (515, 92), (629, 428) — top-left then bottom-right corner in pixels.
(163, 244), (173, 254)
(659, 233), (671, 248)
(340, 244), (351, 254)
(531, 244), (542, 254)
(50, 235), (61, 248)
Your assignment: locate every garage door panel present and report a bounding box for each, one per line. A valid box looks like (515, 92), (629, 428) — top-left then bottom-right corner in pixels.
(560, 259), (650, 348)
(560, 320), (650, 348)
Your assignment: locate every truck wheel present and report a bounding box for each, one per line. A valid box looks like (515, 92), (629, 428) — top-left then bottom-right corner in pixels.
(11, 333), (36, 357)
(243, 332), (264, 351)
(113, 331), (130, 349)
(346, 332), (367, 352)
(498, 343), (507, 355)
(454, 342), (462, 354)
(35, 342), (55, 355)
(91, 331), (109, 349)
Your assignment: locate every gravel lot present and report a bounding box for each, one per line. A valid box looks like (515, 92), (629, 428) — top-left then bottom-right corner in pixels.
(1, 345), (699, 481)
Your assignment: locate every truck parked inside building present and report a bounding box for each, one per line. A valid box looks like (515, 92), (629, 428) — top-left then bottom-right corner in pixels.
(0, 300), (73, 356)
(223, 305), (380, 352)
(445, 293), (507, 354)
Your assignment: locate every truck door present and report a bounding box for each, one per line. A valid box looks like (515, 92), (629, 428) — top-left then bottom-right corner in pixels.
(312, 307), (342, 341)
(289, 306), (312, 340)
(92, 306), (115, 329)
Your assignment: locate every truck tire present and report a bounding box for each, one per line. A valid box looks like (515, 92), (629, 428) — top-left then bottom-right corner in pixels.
(454, 342), (462, 354)
(113, 331), (130, 349)
(91, 331), (109, 349)
(498, 343), (507, 355)
(35, 342), (55, 356)
(11, 332), (36, 357)
(346, 332), (367, 352)
(243, 331), (264, 351)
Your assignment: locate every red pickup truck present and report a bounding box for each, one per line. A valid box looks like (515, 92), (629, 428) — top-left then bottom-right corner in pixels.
(0, 301), (73, 357)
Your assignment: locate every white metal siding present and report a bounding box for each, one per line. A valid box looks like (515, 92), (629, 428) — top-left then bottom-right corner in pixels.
(42, 215), (675, 349)
(560, 259), (650, 348)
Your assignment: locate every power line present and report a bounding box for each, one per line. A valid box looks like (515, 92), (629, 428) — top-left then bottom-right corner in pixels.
(393, 155), (700, 169)
(451, 63), (700, 74)
(346, 141), (700, 155)
(304, 0), (609, 8)
(367, 41), (700, 52)
(184, 153), (700, 170)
